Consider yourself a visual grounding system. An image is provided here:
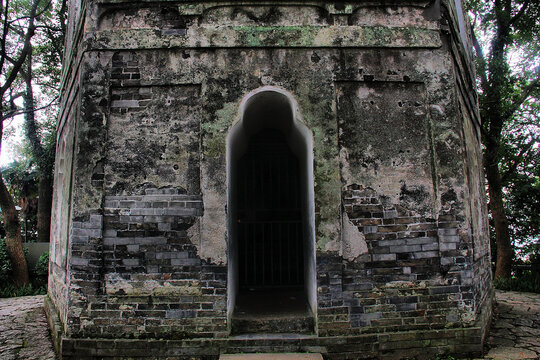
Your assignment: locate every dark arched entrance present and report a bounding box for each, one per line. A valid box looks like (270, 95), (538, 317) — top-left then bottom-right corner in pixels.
(227, 88), (316, 334)
(237, 129), (304, 289)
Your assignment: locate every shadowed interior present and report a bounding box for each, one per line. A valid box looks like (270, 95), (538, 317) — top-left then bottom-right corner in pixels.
(227, 89), (316, 333)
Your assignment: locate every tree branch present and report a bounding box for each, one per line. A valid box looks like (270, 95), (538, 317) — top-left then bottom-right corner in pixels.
(1, 96), (58, 122)
(503, 77), (540, 121)
(0, 0), (11, 73)
(472, 29), (489, 91)
(501, 136), (538, 184)
(0, 0), (41, 97)
(35, 24), (62, 32)
(22, 48), (48, 169)
(510, 0), (530, 25)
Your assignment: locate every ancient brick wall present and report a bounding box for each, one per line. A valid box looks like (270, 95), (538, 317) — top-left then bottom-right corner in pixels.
(46, 0), (492, 358)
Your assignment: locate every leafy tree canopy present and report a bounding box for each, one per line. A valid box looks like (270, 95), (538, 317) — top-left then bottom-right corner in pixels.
(467, 0), (540, 276)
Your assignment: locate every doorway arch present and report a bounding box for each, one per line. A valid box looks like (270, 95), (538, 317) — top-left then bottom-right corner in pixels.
(226, 87), (316, 330)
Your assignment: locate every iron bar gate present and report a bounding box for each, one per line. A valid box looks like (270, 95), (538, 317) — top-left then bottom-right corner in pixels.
(236, 129), (304, 288)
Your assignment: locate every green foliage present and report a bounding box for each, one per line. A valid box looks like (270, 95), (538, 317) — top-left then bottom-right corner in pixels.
(498, 104), (540, 258)
(434, 356), (456, 360)
(0, 244), (49, 298)
(494, 252), (540, 293)
(494, 273), (540, 294)
(466, 0), (540, 272)
(0, 239), (13, 283)
(0, 283), (47, 298)
(1, 159), (37, 203)
(34, 251), (49, 278)
(1, 160), (39, 242)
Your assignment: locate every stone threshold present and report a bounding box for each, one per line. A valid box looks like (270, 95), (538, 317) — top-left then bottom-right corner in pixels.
(220, 354), (323, 360)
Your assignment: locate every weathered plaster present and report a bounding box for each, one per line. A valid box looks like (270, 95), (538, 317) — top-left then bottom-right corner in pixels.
(341, 212), (368, 261)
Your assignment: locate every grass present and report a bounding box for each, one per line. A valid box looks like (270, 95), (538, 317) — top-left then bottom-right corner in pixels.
(493, 272), (540, 294)
(0, 282), (47, 298)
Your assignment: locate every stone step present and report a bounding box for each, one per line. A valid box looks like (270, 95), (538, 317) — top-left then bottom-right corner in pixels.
(230, 314), (315, 335)
(220, 354), (323, 360)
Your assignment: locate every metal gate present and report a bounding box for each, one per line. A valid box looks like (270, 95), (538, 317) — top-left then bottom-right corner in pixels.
(236, 129), (304, 288)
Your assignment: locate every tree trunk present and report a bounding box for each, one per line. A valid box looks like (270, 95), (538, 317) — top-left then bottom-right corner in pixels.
(0, 107), (29, 286)
(0, 175), (29, 286)
(480, 4), (514, 281)
(23, 50), (55, 244)
(485, 146), (513, 280)
(37, 174), (53, 243)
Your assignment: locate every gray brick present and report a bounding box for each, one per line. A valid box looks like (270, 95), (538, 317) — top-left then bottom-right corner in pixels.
(406, 237), (436, 245)
(378, 239), (406, 247)
(413, 251), (438, 259)
(158, 223), (171, 231)
(104, 229), (117, 237)
(72, 228), (102, 237)
(165, 310), (195, 319)
(136, 237), (168, 245)
(440, 235), (461, 242)
(103, 237), (135, 246)
(357, 312), (383, 322)
(71, 257), (89, 266)
(396, 303), (417, 311)
(107, 195), (143, 201)
(71, 235), (89, 244)
(111, 99), (139, 108)
(77, 221), (102, 229)
(119, 201), (137, 208)
(185, 201), (203, 209)
(389, 245), (422, 253)
(441, 257), (454, 266)
(440, 242), (457, 251)
(119, 215), (145, 223)
(430, 286), (460, 295)
(127, 245), (139, 252)
(372, 253), (397, 261)
(104, 199), (119, 208)
(363, 225), (378, 234)
(438, 228), (458, 236)
(155, 252), (175, 260)
(129, 208), (158, 216)
(163, 208), (198, 216)
(421, 243), (439, 251)
(122, 259), (140, 266)
(90, 215), (103, 226)
(140, 215), (163, 223)
(171, 258), (192, 265)
(151, 201), (168, 208)
(169, 201), (187, 208)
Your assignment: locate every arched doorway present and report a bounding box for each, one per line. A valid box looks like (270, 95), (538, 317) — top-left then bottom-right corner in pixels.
(237, 128), (304, 289)
(227, 88), (316, 334)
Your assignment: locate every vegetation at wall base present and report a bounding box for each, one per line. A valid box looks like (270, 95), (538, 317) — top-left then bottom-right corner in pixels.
(0, 239), (48, 298)
(0, 283), (46, 298)
(493, 256), (540, 294)
(0, 238), (12, 284)
(493, 273), (540, 294)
